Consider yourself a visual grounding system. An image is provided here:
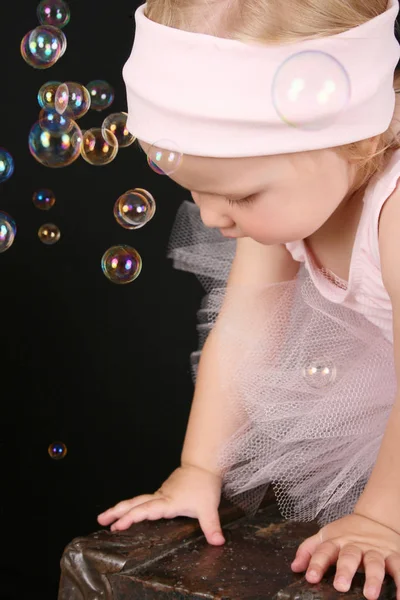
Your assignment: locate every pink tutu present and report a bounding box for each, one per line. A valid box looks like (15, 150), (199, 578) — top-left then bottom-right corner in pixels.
(168, 200), (397, 526)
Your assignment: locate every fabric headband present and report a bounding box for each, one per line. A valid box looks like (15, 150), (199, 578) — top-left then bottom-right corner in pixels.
(122, 0), (400, 158)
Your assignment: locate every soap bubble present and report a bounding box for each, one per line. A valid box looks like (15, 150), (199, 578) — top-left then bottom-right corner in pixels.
(21, 26), (66, 69)
(0, 212), (17, 253)
(86, 80), (115, 111)
(272, 51), (351, 130)
(302, 357), (337, 388)
(38, 108), (74, 134)
(102, 112), (135, 148)
(114, 189), (156, 230)
(48, 441), (67, 459)
(0, 149), (15, 183)
(55, 82), (91, 119)
(37, 0), (71, 29)
(29, 119), (82, 168)
(38, 80), (62, 109)
(147, 139), (183, 175)
(38, 223), (61, 245)
(33, 189), (56, 210)
(101, 246), (142, 284)
(81, 128), (118, 166)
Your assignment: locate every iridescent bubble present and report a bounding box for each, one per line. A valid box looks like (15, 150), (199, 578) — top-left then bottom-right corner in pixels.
(29, 119), (82, 168)
(48, 441), (68, 459)
(81, 128), (118, 166)
(38, 80), (62, 109)
(55, 82), (91, 119)
(86, 80), (115, 111)
(302, 357), (337, 389)
(272, 51), (351, 130)
(102, 112), (135, 148)
(38, 108), (74, 134)
(101, 246), (142, 284)
(147, 139), (183, 175)
(38, 223), (61, 245)
(114, 189), (156, 230)
(33, 189), (56, 210)
(0, 212), (17, 253)
(21, 26), (65, 69)
(0, 149), (15, 183)
(37, 0), (71, 29)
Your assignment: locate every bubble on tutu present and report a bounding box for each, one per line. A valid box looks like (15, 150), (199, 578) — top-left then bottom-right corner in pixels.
(0, 149), (15, 183)
(147, 139), (183, 176)
(38, 80), (62, 109)
(37, 0), (71, 29)
(33, 189), (56, 210)
(21, 26), (65, 69)
(48, 441), (67, 459)
(81, 128), (118, 166)
(101, 245), (142, 284)
(102, 112), (135, 148)
(86, 80), (115, 111)
(302, 357), (337, 389)
(55, 82), (91, 119)
(114, 189), (156, 230)
(38, 223), (61, 245)
(0, 212), (17, 253)
(29, 119), (82, 168)
(272, 51), (351, 130)
(38, 108), (74, 134)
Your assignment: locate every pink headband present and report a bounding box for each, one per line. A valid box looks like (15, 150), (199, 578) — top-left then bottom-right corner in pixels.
(122, 0), (400, 157)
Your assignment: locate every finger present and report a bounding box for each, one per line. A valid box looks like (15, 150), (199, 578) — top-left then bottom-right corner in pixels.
(305, 541), (340, 584)
(197, 510), (225, 546)
(362, 551), (386, 600)
(291, 533), (322, 573)
(385, 554), (400, 600)
(97, 495), (156, 525)
(333, 544), (363, 593)
(110, 497), (174, 531)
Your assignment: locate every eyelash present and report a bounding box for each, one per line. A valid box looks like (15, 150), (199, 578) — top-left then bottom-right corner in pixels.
(226, 194), (257, 207)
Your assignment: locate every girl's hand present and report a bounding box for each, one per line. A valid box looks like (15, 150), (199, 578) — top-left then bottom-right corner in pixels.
(291, 512), (400, 600)
(97, 465), (225, 546)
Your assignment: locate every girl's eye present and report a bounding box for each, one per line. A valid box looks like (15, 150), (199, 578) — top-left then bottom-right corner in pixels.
(227, 194), (257, 207)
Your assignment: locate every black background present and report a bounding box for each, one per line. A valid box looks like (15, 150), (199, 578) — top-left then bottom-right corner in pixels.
(0, 1), (202, 598)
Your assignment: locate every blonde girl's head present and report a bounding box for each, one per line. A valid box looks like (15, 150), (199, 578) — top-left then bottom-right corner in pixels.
(144, 0), (400, 204)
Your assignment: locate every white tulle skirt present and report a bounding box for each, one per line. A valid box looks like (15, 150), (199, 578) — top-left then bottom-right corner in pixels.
(168, 200), (397, 526)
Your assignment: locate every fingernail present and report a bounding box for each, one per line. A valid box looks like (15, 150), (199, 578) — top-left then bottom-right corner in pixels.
(308, 570), (319, 580)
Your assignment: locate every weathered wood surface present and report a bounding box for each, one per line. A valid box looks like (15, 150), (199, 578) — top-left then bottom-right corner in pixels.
(58, 496), (396, 600)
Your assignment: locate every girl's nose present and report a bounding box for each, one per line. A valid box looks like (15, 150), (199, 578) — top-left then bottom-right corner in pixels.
(199, 204), (235, 229)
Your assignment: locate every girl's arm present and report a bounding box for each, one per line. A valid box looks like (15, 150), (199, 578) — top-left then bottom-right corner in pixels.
(181, 238), (300, 476)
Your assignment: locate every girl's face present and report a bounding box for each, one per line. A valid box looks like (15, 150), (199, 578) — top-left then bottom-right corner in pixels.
(138, 140), (356, 245)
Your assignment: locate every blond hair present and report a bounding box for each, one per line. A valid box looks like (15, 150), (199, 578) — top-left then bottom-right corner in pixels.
(145, 0), (400, 197)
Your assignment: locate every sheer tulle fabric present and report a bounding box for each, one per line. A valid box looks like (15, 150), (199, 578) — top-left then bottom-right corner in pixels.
(168, 200), (397, 526)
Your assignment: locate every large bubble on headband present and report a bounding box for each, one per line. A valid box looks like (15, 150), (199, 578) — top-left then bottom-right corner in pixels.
(0, 212), (17, 253)
(102, 113), (135, 148)
(33, 189), (56, 210)
(86, 80), (115, 112)
(21, 26), (66, 69)
(38, 81), (62, 109)
(147, 139), (183, 176)
(113, 189), (156, 230)
(55, 82), (91, 119)
(101, 246), (142, 285)
(38, 223), (61, 245)
(0, 149), (15, 183)
(272, 51), (351, 130)
(29, 119), (82, 168)
(37, 0), (71, 29)
(80, 128), (118, 166)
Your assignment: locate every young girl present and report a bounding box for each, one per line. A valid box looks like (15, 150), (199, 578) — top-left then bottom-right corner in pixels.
(98, 0), (400, 597)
